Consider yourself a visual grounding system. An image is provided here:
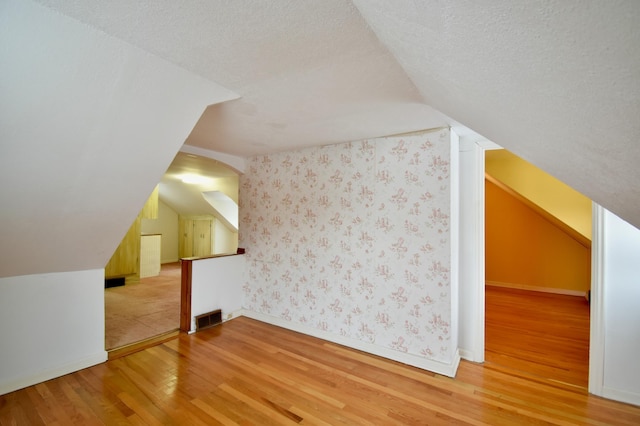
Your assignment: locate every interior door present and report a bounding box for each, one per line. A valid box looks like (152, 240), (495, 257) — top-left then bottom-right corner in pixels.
(179, 218), (194, 258)
(193, 219), (212, 257)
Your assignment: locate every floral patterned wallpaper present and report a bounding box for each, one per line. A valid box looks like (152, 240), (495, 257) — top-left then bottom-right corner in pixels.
(239, 129), (453, 363)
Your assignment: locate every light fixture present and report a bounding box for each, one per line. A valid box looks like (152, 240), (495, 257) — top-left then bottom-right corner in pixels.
(180, 174), (212, 185)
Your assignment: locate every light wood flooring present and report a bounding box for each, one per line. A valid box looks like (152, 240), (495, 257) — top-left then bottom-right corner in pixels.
(3, 289), (639, 424)
(485, 285), (590, 389)
(105, 263), (181, 350)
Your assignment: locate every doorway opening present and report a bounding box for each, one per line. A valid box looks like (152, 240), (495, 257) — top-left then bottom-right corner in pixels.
(105, 262), (181, 350)
(104, 150), (240, 352)
(483, 149), (591, 388)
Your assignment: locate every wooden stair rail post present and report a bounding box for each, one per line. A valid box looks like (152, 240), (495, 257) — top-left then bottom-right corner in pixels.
(180, 259), (193, 332)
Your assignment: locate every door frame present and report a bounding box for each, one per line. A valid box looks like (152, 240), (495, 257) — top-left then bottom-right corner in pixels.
(458, 138), (501, 362)
(462, 139), (604, 393)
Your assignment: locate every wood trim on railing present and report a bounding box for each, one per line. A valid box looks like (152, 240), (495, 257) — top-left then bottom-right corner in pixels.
(180, 259), (193, 332)
(180, 252), (242, 262)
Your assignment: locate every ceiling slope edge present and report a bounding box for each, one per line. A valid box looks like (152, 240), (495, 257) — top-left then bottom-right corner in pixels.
(180, 145), (246, 174)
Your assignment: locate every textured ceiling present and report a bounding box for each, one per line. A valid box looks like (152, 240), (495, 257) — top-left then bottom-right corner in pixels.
(32, 0), (640, 229)
(36, 0), (471, 157)
(353, 0), (640, 228)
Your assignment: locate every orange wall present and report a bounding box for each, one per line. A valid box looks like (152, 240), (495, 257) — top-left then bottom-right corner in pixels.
(486, 179), (591, 293)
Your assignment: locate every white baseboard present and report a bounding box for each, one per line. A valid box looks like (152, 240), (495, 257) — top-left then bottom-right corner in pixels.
(239, 310), (460, 378)
(459, 348), (483, 363)
(0, 351), (108, 396)
(223, 309), (244, 322)
(601, 386), (640, 407)
(486, 280), (587, 298)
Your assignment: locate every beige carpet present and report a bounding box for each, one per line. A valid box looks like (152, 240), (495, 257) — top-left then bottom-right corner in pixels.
(105, 263), (181, 350)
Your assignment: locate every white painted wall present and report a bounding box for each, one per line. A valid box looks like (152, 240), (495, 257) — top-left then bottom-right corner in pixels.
(189, 255), (246, 332)
(202, 191), (239, 230)
(0, 0), (238, 394)
(214, 220), (238, 255)
(0, 0), (238, 278)
(142, 200), (180, 263)
(596, 209), (640, 406)
(0, 270), (107, 395)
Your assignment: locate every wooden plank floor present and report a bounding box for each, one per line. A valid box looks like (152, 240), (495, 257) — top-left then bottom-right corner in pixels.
(2, 316), (640, 425)
(485, 286), (590, 388)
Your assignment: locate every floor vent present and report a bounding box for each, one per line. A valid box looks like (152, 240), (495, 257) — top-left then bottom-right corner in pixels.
(195, 309), (222, 331)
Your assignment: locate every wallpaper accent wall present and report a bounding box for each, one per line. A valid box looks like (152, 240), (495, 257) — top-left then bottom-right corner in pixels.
(239, 129), (454, 364)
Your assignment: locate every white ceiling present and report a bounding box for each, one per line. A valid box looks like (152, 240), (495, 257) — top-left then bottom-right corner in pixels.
(3, 0), (639, 278)
(37, 0), (473, 157)
(35, 1), (640, 229)
(353, 0), (640, 226)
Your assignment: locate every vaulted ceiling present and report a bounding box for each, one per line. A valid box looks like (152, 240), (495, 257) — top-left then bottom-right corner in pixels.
(2, 0), (639, 278)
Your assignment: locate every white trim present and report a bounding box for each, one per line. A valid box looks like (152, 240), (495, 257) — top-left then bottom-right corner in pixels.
(588, 203), (605, 396)
(477, 153), (603, 397)
(477, 140), (502, 151)
(465, 140), (501, 362)
(223, 308), (245, 322)
(473, 141), (486, 362)
(601, 387), (640, 407)
(0, 352), (107, 396)
(449, 129), (460, 367)
(458, 348), (477, 362)
(180, 145), (246, 173)
(240, 310), (461, 378)
(485, 280), (587, 298)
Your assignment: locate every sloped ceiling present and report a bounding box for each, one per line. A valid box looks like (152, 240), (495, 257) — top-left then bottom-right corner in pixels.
(2, 0), (639, 277)
(35, 0), (474, 155)
(37, 0), (640, 229)
(353, 0), (640, 227)
(0, 0), (239, 278)
(160, 152), (238, 218)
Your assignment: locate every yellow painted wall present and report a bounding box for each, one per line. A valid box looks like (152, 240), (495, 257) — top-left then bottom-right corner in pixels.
(486, 179), (591, 293)
(215, 176), (239, 203)
(141, 200), (180, 263)
(485, 150), (592, 241)
(104, 187), (158, 278)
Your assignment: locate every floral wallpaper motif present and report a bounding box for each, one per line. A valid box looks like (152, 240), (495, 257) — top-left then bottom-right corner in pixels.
(239, 129), (453, 363)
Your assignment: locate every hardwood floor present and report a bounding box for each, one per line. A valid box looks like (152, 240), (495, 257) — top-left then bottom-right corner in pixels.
(2, 316), (639, 425)
(485, 285), (590, 388)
